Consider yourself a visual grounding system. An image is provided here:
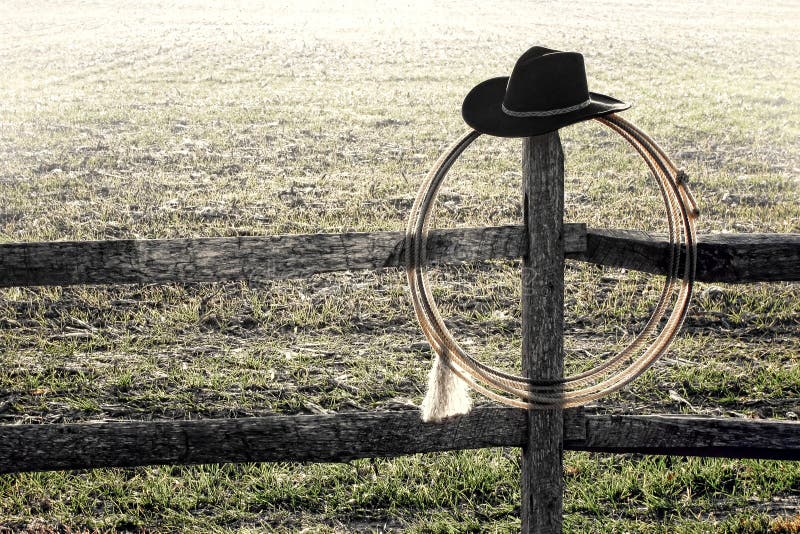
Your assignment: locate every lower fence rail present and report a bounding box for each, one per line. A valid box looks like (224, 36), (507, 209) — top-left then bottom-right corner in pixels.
(3, 408), (800, 474)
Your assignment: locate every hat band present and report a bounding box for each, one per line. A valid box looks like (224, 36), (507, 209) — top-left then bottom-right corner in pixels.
(501, 98), (591, 117)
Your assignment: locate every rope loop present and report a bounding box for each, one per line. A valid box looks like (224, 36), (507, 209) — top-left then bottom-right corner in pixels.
(406, 114), (698, 414)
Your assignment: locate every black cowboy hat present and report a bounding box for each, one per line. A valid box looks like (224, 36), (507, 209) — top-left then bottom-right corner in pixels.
(462, 46), (629, 137)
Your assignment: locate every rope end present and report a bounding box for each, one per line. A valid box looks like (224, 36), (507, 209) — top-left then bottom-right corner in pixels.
(677, 171), (701, 219)
(420, 356), (472, 422)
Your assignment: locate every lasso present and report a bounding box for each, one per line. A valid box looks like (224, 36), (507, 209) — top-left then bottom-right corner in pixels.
(406, 114), (699, 418)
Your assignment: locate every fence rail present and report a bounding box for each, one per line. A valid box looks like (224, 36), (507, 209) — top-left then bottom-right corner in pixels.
(0, 225), (583, 287)
(584, 229), (800, 283)
(0, 226), (797, 288)
(3, 408), (800, 474)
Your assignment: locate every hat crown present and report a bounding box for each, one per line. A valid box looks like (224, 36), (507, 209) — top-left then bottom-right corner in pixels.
(503, 48), (590, 114)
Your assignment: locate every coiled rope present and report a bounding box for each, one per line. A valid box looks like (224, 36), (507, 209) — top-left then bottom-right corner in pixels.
(406, 114), (699, 413)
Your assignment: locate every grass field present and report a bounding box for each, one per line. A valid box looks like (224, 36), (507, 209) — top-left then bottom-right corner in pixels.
(1, 0), (799, 532)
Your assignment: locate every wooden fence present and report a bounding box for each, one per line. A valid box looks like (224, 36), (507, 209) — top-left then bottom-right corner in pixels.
(1, 132), (798, 532)
(1, 224), (798, 472)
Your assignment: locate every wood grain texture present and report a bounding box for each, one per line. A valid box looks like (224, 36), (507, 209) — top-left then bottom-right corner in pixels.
(580, 229), (800, 282)
(568, 413), (800, 460)
(0, 225), (586, 288)
(3, 410), (800, 473)
(0, 407), (526, 474)
(0, 227), (796, 287)
(521, 132), (565, 534)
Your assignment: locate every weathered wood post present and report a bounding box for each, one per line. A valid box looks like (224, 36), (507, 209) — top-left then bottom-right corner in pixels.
(521, 131), (565, 533)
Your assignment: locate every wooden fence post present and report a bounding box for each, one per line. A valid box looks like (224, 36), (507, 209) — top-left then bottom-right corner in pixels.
(521, 131), (565, 533)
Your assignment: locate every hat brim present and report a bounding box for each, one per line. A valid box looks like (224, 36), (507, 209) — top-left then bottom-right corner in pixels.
(462, 76), (630, 138)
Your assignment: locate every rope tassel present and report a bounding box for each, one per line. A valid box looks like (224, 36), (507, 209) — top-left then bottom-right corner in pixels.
(420, 355), (472, 422)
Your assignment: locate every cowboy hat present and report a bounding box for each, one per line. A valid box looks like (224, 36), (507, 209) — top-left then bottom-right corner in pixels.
(461, 46), (629, 137)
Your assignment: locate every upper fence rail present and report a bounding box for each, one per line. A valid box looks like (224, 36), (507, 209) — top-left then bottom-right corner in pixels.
(0, 225), (797, 288)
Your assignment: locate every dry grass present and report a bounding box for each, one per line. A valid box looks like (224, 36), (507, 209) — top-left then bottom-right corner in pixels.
(0, 0), (798, 532)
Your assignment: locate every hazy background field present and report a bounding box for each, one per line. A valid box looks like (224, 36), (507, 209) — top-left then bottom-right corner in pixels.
(1, 1), (799, 532)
